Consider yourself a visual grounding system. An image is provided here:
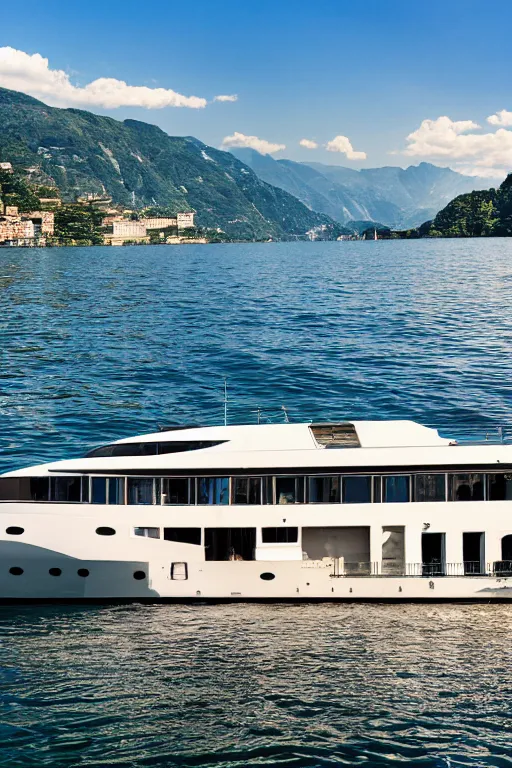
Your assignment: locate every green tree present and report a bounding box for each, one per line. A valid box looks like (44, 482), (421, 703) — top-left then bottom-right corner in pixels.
(0, 168), (40, 212)
(54, 204), (104, 245)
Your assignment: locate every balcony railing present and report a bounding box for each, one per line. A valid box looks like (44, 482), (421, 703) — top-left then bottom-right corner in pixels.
(329, 560), (512, 577)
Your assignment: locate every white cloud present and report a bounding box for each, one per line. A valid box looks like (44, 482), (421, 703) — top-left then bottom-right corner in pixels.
(214, 94), (238, 102)
(299, 138), (318, 149)
(0, 46), (207, 109)
(221, 131), (285, 154)
(325, 135), (366, 160)
(404, 116), (481, 157)
(403, 115), (512, 177)
(487, 109), (512, 126)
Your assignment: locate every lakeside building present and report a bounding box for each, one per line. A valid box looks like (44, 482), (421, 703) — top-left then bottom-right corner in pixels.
(177, 212), (195, 229)
(104, 220), (149, 246)
(104, 212), (196, 245)
(0, 205), (54, 247)
(38, 198), (62, 208)
(143, 217), (178, 230)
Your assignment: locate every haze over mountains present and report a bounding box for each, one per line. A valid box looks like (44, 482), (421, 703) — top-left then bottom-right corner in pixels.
(228, 148), (496, 229)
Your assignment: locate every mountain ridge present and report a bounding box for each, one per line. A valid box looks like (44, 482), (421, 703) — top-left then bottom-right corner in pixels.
(228, 148), (497, 229)
(0, 86), (346, 240)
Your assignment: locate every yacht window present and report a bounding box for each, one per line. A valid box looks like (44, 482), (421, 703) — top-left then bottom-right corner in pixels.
(108, 477), (125, 505)
(50, 476), (81, 503)
(81, 477), (89, 503)
(488, 474), (512, 500)
(164, 527), (201, 545)
(0, 478), (34, 501)
(85, 440), (226, 458)
(6, 526), (24, 535)
(128, 478), (154, 505)
(96, 527), (115, 536)
(232, 477), (262, 504)
(87, 442), (157, 457)
(449, 474), (485, 501)
(275, 477), (304, 504)
(414, 474), (446, 502)
(134, 527), (160, 538)
(343, 476), (372, 504)
(261, 527), (298, 543)
(161, 478), (193, 505)
(91, 477), (107, 504)
(383, 476), (411, 503)
(197, 477), (229, 505)
(308, 476), (340, 503)
(373, 476), (382, 503)
(30, 477), (50, 501)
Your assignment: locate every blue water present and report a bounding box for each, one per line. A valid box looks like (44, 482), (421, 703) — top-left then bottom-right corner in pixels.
(1, 240), (512, 766)
(2, 240), (512, 471)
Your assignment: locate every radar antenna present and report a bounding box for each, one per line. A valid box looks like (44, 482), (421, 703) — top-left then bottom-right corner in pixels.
(223, 378), (228, 426)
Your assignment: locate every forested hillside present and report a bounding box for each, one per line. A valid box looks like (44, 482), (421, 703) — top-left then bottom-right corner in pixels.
(423, 175), (512, 237)
(0, 87), (344, 240)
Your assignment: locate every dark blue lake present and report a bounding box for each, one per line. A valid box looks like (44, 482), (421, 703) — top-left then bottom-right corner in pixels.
(1, 240), (512, 766)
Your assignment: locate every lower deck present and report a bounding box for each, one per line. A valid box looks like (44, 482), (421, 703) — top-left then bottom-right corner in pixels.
(2, 497), (512, 600)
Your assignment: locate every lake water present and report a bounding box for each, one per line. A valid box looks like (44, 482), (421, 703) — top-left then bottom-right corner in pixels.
(1, 240), (512, 766)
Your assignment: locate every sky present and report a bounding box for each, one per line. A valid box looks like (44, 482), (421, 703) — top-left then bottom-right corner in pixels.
(2, 0), (512, 179)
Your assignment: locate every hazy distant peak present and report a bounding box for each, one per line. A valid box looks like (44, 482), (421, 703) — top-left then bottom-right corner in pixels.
(229, 149), (495, 229)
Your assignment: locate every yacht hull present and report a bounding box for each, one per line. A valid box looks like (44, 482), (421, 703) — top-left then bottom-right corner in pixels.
(0, 551), (510, 602)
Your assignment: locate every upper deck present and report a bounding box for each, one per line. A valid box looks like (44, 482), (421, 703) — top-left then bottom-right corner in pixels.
(3, 420), (512, 478)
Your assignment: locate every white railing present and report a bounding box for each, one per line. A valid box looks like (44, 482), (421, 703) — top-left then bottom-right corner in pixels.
(328, 561), (512, 577)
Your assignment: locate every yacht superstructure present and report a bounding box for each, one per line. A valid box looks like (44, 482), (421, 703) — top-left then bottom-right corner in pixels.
(1, 420), (511, 601)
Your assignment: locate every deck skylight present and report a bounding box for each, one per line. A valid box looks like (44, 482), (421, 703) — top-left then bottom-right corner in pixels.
(310, 424), (360, 448)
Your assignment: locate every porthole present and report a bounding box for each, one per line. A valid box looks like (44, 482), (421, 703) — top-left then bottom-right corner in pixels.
(9, 567), (23, 576)
(260, 572), (275, 581)
(49, 567), (62, 577)
(96, 527), (115, 536)
(6, 526), (24, 536)
(77, 568), (89, 578)
(133, 570), (146, 580)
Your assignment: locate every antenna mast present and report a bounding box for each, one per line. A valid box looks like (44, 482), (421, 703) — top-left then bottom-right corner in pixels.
(223, 378), (228, 426)
(281, 405), (290, 423)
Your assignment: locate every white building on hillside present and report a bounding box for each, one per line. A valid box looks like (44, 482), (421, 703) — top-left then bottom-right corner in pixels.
(144, 217), (177, 230)
(177, 212), (195, 229)
(112, 221), (147, 238)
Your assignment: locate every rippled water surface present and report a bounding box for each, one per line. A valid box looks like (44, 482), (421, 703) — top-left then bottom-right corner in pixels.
(1, 604), (512, 767)
(1, 240), (512, 766)
(1, 239), (512, 469)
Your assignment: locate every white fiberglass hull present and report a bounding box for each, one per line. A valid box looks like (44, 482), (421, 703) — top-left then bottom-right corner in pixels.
(0, 553), (511, 602)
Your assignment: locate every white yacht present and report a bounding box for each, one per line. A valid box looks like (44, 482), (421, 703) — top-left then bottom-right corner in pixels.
(1, 420), (511, 601)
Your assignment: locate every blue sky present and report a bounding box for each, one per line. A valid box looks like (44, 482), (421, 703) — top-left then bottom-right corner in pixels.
(2, 0), (512, 177)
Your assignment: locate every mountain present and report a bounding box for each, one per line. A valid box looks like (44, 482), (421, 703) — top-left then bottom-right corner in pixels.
(228, 148), (496, 229)
(420, 174), (512, 237)
(0, 87), (343, 241)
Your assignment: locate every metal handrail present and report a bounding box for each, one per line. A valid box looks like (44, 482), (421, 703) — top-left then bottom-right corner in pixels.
(329, 560), (512, 578)
(439, 426), (512, 445)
